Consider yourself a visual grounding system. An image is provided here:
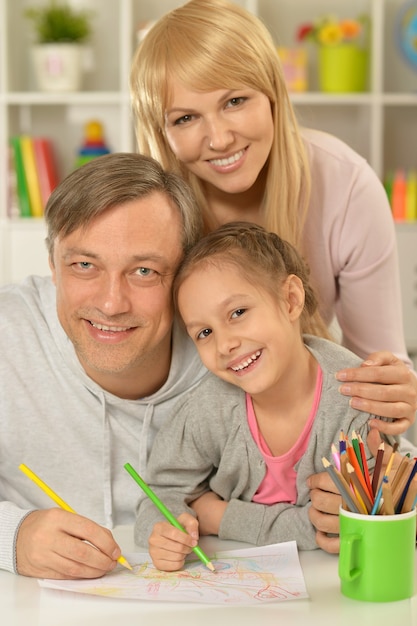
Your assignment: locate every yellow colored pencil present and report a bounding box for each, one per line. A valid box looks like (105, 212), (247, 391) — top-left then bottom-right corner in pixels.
(383, 443), (399, 479)
(19, 463), (132, 571)
(347, 462), (373, 513)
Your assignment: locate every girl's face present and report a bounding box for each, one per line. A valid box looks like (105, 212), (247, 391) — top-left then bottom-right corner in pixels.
(177, 263), (305, 399)
(164, 84), (274, 197)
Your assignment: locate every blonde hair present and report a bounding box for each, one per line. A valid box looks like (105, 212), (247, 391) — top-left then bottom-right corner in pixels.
(130, 0), (311, 249)
(173, 222), (332, 340)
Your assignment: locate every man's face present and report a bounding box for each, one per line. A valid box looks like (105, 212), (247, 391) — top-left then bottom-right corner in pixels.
(50, 192), (183, 397)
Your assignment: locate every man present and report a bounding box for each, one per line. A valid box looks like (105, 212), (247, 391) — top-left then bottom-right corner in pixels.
(0, 153), (207, 579)
(1, 153), (414, 580)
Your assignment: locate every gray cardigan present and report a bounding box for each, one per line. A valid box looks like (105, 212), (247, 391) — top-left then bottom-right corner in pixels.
(135, 336), (405, 550)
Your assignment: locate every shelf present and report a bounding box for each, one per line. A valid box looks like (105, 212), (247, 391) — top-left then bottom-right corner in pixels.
(290, 93), (375, 105)
(0, 0), (416, 314)
(290, 92), (417, 105)
(4, 92), (130, 105)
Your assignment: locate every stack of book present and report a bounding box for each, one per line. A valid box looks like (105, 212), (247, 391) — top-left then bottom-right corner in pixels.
(8, 135), (60, 218)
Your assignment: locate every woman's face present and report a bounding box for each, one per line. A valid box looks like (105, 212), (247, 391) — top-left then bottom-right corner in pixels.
(164, 83), (274, 197)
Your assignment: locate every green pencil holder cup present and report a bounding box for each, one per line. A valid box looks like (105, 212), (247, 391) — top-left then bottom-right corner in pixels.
(339, 507), (416, 602)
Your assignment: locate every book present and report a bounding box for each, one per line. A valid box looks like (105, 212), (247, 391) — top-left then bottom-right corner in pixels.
(9, 136), (31, 218)
(20, 135), (44, 217)
(33, 137), (59, 207)
(7, 144), (20, 219)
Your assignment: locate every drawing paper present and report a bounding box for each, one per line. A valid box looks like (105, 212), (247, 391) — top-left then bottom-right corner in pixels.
(38, 542), (308, 605)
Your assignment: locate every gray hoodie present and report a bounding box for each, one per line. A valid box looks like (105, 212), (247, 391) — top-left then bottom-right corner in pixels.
(0, 275), (208, 573)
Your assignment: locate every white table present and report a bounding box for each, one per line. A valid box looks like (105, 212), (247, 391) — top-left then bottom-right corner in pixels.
(1, 526), (417, 626)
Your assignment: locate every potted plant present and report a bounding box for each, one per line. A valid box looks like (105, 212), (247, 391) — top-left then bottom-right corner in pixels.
(24, 1), (94, 92)
(296, 14), (370, 93)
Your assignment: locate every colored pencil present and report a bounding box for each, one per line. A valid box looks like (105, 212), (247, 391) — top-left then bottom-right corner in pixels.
(395, 458), (417, 513)
(339, 431), (346, 454)
(351, 431), (364, 472)
(371, 476), (388, 515)
(19, 463), (132, 571)
(351, 483), (369, 514)
(346, 462), (373, 513)
(331, 443), (341, 471)
(357, 433), (372, 496)
(381, 478), (395, 515)
(401, 474), (417, 513)
(371, 441), (385, 496)
(124, 462), (215, 572)
(390, 456), (411, 493)
(339, 451), (351, 509)
(340, 450), (350, 483)
(391, 460), (412, 511)
(347, 443), (373, 503)
(383, 443), (399, 480)
(321, 457), (361, 513)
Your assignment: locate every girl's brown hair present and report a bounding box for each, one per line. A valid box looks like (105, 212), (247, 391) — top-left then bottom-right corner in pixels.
(174, 221), (332, 339)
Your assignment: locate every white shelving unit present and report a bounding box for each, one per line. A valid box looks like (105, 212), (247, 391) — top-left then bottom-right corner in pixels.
(262, 0), (417, 179)
(0, 0), (416, 354)
(0, 0), (256, 282)
(262, 0), (417, 356)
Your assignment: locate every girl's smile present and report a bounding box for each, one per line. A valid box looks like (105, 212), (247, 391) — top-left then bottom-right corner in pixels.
(177, 261), (308, 401)
(228, 349), (262, 374)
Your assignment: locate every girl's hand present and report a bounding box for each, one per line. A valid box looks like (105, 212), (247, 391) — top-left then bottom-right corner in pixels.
(148, 513), (199, 572)
(190, 491), (227, 535)
(336, 351), (417, 435)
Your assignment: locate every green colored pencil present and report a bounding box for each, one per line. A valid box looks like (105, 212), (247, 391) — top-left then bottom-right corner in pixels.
(124, 462), (215, 572)
(351, 431), (364, 472)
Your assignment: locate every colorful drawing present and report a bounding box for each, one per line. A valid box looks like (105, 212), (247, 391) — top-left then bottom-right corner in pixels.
(38, 542), (308, 605)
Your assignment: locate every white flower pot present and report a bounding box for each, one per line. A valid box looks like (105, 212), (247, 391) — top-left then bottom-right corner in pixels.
(32, 43), (83, 92)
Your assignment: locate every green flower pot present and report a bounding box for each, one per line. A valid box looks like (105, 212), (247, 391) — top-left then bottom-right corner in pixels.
(318, 44), (368, 92)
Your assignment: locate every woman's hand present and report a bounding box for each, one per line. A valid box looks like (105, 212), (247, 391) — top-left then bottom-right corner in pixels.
(336, 351), (417, 435)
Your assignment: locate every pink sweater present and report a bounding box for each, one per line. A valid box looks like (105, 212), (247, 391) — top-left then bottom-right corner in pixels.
(301, 128), (411, 368)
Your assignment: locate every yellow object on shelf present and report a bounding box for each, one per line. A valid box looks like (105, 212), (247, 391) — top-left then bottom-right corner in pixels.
(74, 120), (111, 169)
(277, 47), (308, 92)
(406, 171), (417, 222)
(318, 44), (368, 93)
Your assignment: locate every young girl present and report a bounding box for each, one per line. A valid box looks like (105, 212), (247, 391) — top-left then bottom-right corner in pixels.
(134, 222), (414, 572)
(130, 0), (417, 433)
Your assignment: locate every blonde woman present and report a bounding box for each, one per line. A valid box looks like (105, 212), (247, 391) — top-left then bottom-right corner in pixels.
(130, 0), (417, 548)
(130, 0), (416, 435)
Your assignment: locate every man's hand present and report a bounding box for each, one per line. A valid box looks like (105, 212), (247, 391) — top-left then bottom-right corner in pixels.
(366, 428), (404, 474)
(307, 429), (408, 555)
(336, 351), (417, 435)
(148, 512), (199, 572)
(307, 472), (341, 554)
(16, 508), (121, 579)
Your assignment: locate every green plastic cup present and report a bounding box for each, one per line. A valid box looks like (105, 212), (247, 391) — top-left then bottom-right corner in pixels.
(339, 507), (416, 602)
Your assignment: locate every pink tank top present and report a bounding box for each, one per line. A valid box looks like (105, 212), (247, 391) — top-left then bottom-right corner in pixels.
(247, 366), (322, 504)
